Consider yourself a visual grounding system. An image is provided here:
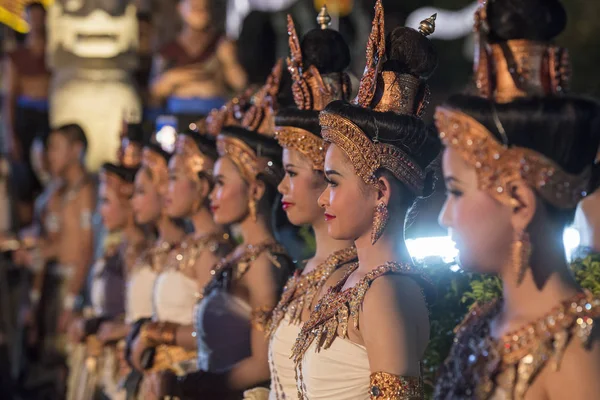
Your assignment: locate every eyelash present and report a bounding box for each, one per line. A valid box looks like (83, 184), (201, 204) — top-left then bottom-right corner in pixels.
(285, 169), (297, 178)
(325, 176), (337, 187)
(446, 189), (463, 197)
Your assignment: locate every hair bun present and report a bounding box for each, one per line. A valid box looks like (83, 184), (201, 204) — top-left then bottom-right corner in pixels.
(383, 26), (438, 80)
(487, 0), (567, 42)
(301, 29), (351, 74)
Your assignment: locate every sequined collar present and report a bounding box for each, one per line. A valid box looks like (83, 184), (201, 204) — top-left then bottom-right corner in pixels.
(291, 261), (428, 365)
(163, 232), (233, 273)
(435, 290), (600, 400)
(266, 246), (357, 338)
(201, 241), (288, 300)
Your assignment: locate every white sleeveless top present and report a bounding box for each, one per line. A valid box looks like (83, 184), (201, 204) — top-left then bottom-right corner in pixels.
(300, 338), (370, 400)
(126, 264), (157, 323)
(153, 269), (197, 325)
(269, 316), (301, 400)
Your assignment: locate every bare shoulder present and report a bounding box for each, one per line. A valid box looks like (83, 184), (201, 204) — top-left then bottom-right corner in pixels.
(78, 181), (96, 207)
(544, 322), (600, 399)
(364, 274), (426, 313)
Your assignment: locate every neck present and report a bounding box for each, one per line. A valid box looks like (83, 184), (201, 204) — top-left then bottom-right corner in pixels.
(312, 217), (353, 260)
(26, 32), (45, 48)
(354, 225), (412, 273)
(123, 219), (144, 245)
(191, 206), (220, 237)
(500, 229), (580, 322)
(237, 214), (274, 246)
(156, 214), (183, 245)
(181, 26), (211, 40)
(63, 163), (85, 187)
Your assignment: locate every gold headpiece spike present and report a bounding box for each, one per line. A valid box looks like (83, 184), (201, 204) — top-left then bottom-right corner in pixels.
(419, 13), (437, 36)
(355, 0), (386, 108)
(317, 5), (332, 30)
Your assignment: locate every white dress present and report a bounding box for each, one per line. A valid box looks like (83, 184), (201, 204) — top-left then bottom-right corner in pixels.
(268, 317), (301, 400)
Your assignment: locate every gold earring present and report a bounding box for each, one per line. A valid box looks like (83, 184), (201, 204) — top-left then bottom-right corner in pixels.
(513, 231), (531, 285)
(249, 199), (257, 222)
(371, 202), (389, 245)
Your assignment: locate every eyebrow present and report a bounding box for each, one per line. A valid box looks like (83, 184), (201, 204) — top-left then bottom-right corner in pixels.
(324, 169), (343, 177)
(284, 163), (297, 169)
(444, 176), (461, 184)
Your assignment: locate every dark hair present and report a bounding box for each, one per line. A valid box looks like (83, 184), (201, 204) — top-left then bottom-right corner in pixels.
(382, 26), (438, 79)
(444, 94), (600, 225)
(275, 109), (321, 138)
(237, 11), (277, 85)
(219, 126), (283, 177)
(25, 2), (45, 13)
(53, 123), (88, 153)
(126, 123), (145, 144)
(180, 130), (218, 161)
(486, 0), (566, 43)
(144, 142), (171, 163)
(101, 162), (138, 184)
(324, 100), (440, 201)
(301, 28), (351, 74)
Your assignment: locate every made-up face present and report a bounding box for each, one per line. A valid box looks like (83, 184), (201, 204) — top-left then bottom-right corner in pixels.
(278, 148), (326, 226)
(178, 0), (211, 31)
(318, 144), (378, 242)
(210, 157), (251, 225)
(99, 182), (129, 232)
(165, 155), (207, 218)
(438, 147), (514, 273)
(46, 131), (80, 177)
(131, 168), (163, 225)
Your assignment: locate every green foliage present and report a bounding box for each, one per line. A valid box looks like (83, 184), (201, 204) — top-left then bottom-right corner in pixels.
(571, 253), (600, 295)
(461, 274), (503, 305)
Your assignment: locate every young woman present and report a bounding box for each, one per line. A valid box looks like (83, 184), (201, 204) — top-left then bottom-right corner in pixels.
(434, 1), (600, 399)
(65, 163), (137, 400)
(138, 128), (233, 397)
(159, 62), (293, 399)
(291, 3), (440, 399)
(125, 142), (186, 397)
(267, 11), (357, 400)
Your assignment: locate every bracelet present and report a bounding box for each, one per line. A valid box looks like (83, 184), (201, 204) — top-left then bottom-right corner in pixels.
(141, 322), (178, 347)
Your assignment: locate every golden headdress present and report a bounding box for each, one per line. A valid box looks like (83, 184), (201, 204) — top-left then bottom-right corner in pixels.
(142, 146), (169, 191)
(319, 0), (437, 194)
(99, 166), (134, 201)
(206, 88), (254, 136)
(173, 131), (215, 183)
(217, 61), (285, 187)
(241, 59), (285, 136)
(435, 0), (588, 209)
(473, 0), (570, 103)
(275, 7), (352, 170)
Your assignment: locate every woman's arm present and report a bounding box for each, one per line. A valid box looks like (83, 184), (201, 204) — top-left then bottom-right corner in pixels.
(360, 275), (429, 398)
(217, 39), (247, 93)
(224, 252), (279, 390)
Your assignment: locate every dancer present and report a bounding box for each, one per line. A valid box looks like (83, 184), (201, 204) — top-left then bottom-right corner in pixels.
(158, 61), (293, 399)
(292, 2), (440, 398)
(267, 8), (357, 399)
(434, 0), (600, 398)
(137, 128), (233, 396)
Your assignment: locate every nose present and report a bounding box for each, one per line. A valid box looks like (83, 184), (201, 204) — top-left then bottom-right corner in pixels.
(277, 174), (289, 196)
(317, 185), (330, 209)
(438, 198), (451, 229)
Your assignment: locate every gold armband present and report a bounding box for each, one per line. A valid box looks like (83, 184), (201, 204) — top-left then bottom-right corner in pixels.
(369, 372), (423, 400)
(141, 321), (178, 347)
(250, 306), (273, 332)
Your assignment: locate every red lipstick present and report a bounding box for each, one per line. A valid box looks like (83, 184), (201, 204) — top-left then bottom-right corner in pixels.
(210, 205), (219, 213)
(281, 201), (294, 211)
(324, 213), (336, 221)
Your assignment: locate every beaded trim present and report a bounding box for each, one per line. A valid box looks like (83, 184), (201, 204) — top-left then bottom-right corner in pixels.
(369, 371), (423, 399)
(275, 126), (327, 171)
(216, 135), (283, 187)
(266, 246), (357, 338)
(142, 148), (168, 189)
(435, 107), (590, 209)
(201, 242), (288, 300)
(435, 291), (600, 399)
(163, 232), (232, 274)
(147, 344), (196, 373)
(320, 111), (425, 195)
(251, 306), (274, 332)
(173, 135), (214, 182)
